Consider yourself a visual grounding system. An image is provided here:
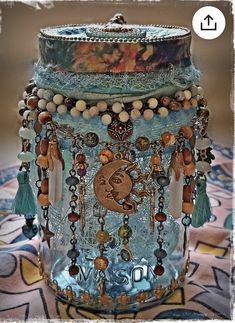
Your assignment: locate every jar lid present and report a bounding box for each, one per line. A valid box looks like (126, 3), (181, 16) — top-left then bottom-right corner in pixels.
(38, 13), (192, 74)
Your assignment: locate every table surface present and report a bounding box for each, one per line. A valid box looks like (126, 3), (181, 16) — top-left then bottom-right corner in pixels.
(0, 144), (233, 320)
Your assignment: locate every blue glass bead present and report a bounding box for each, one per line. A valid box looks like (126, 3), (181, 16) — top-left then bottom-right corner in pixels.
(67, 249), (80, 259)
(120, 249), (131, 262)
(22, 224), (38, 239)
(182, 216), (191, 226)
(19, 127), (36, 140)
(157, 175), (170, 187)
(65, 176), (79, 186)
(154, 248), (167, 259)
(17, 151), (35, 162)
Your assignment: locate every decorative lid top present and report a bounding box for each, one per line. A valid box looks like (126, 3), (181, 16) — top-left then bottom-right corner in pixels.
(40, 13), (190, 43)
(38, 14), (192, 74)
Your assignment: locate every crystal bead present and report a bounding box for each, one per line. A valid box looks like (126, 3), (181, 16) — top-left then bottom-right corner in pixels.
(195, 137), (212, 150)
(17, 151), (35, 162)
(182, 216), (191, 226)
(65, 176), (79, 186)
(154, 248), (167, 259)
(67, 249), (80, 259)
(94, 256), (109, 270)
(96, 230), (110, 244)
(77, 168), (86, 177)
(196, 161), (212, 173)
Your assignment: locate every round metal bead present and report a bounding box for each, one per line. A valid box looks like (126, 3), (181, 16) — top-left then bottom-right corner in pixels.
(84, 132), (99, 147)
(154, 248), (167, 259)
(135, 136), (150, 151)
(96, 230), (110, 244)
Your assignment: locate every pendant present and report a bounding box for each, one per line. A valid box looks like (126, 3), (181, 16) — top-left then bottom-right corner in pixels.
(94, 159), (148, 214)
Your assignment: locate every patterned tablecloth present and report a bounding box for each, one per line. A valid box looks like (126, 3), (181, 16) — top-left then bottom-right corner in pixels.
(0, 145), (233, 320)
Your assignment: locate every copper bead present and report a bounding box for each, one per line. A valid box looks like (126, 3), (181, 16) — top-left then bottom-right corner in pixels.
(38, 193), (50, 206)
(40, 139), (49, 155)
(179, 125), (193, 139)
(182, 202), (194, 214)
(161, 131), (175, 147)
(40, 178), (49, 194)
(94, 256), (109, 270)
(182, 147), (193, 165)
(36, 154), (49, 169)
(38, 111), (52, 124)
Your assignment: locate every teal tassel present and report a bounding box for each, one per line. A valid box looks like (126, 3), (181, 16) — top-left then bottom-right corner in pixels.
(191, 178), (211, 228)
(12, 171), (37, 216)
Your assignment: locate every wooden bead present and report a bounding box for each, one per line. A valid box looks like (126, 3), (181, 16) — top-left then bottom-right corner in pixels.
(38, 193), (50, 206)
(94, 256), (109, 270)
(182, 201), (194, 214)
(150, 154), (161, 166)
(76, 153), (86, 163)
(40, 139), (49, 155)
(101, 114), (112, 125)
(161, 131), (175, 147)
(40, 178), (49, 194)
(97, 100), (108, 112)
(37, 154), (49, 168)
(53, 94), (64, 105)
(190, 98), (198, 108)
(119, 111), (129, 123)
(143, 109), (154, 120)
(183, 162), (196, 176)
(27, 96), (38, 110)
(182, 147), (193, 165)
(130, 108), (141, 120)
(68, 212), (80, 222)
(175, 90), (185, 101)
(38, 111), (52, 124)
(182, 100), (191, 110)
(147, 97), (158, 109)
(154, 265), (165, 276)
(159, 96), (170, 107)
(158, 107), (168, 118)
(99, 149), (114, 163)
(132, 100), (143, 110)
(75, 99), (86, 111)
(96, 230), (110, 244)
(155, 212), (167, 222)
(183, 185), (192, 202)
(112, 102), (123, 113)
(169, 100), (181, 111)
(179, 125), (193, 139)
(69, 265), (79, 276)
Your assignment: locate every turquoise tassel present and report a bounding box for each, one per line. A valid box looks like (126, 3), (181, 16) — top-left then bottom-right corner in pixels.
(12, 171), (37, 216)
(191, 178), (211, 228)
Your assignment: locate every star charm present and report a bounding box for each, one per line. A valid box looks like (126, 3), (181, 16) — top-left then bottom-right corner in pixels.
(41, 221), (54, 248)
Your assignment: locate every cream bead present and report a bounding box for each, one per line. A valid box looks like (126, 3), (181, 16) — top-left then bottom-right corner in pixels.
(89, 106), (99, 117)
(38, 99), (47, 110)
(143, 109), (154, 121)
(57, 104), (67, 115)
(46, 101), (57, 113)
(82, 109), (91, 120)
(75, 100), (86, 111)
(119, 111), (129, 123)
(112, 102), (123, 114)
(18, 100), (26, 108)
(23, 110), (30, 120)
(197, 86), (204, 96)
(175, 91), (185, 102)
(22, 91), (28, 99)
(132, 100), (143, 110)
(37, 89), (45, 99)
(97, 101), (108, 112)
(53, 94), (64, 105)
(101, 114), (112, 125)
(183, 90), (192, 100)
(43, 89), (54, 101)
(130, 108), (141, 120)
(147, 97), (158, 109)
(158, 107), (169, 118)
(190, 98), (198, 108)
(190, 85), (198, 97)
(70, 107), (80, 118)
(182, 100), (191, 110)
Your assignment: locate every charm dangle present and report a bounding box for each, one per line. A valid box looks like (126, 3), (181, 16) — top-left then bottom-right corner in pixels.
(118, 214), (133, 262)
(94, 150), (149, 214)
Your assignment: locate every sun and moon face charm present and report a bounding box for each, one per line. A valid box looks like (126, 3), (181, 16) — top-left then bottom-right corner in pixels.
(94, 158), (149, 214)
